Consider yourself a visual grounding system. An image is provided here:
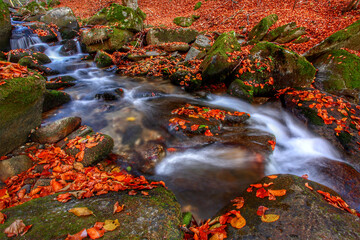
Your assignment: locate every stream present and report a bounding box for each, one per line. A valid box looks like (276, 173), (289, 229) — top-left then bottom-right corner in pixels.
(12, 23), (356, 219)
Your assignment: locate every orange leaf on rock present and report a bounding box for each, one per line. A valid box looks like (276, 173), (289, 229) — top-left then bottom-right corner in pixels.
(305, 182), (313, 191)
(113, 201), (124, 214)
(4, 219), (26, 237)
(230, 213), (246, 229)
(51, 179), (63, 192)
(21, 224), (32, 236)
(256, 206), (269, 216)
(57, 193), (72, 202)
(65, 228), (87, 240)
(256, 188), (269, 198)
(250, 183), (262, 188)
(87, 227), (104, 239)
(261, 214), (280, 223)
(268, 189), (286, 197)
(231, 197), (244, 209)
(128, 190), (137, 195)
(267, 175), (278, 179)
(69, 207), (93, 217)
(0, 212), (6, 224)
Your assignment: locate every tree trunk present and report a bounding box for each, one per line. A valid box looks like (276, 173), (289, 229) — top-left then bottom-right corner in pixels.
(122, 0), (138, 10)
(342, 0), (360, 13)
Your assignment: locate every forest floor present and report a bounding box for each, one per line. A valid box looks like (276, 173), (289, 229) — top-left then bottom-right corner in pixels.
(58, 0), (360, 53)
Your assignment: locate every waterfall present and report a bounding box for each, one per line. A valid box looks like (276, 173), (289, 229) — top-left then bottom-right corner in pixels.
(10, 23), (42, 50)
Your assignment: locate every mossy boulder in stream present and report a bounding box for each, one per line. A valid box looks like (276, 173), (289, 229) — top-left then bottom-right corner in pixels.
(0, 187), (183, 239)
(200, 31), (241, 84)
(304, 19), (360, 61)
(19, 56), (58, 76)
(43, 89), (71, 112)
(216, 174), (360, 239)
(87, 3), (144, 32)
(18, 1), (47, 21)
(0, 71), (45, 156)
(247, 14), (278, 42)
(95, 50), (114, 68)
(0, 0), (11, 51)
(312, 49), (360, 103)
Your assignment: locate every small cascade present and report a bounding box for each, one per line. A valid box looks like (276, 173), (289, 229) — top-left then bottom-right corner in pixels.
(74, 38), (82, 54)
(10, 21), (42, 50)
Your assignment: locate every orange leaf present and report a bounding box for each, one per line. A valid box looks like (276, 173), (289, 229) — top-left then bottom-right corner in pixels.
(113, 201), (124, 214)
(268, 189), (286, 197)
(51, 179), (63, 192)
(87, 227), (104, 239)
(0, 212), (6, 224)
(57, 193), (72, 202)
(230, 214), (246, 229)
(231, 197), (244, 209)
(267, 175), (278, 179)
(305, 182), (313, 191)
(128, 190), (137, 195)
(69, 207), (94, 217)
(256, 206), (269, 216)
(4, 219), (26, 237)
(261, 214), (280, 223)
(256, 188), (269, 198)
(204, 129), (213, 136)
(65, 228), (87, 240)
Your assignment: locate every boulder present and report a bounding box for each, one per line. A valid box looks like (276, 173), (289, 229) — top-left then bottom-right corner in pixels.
(28, 22), (59, 43)
(173, 16), (195, 27)
(11, 50), (51, 64)
(247, 14), (278, 42)
(0, 71), (45, 156)
(304, 19), (360, 61)
(43, 90), (71, 112)
(170, 70), (202, 92)
(59, 39), (82, 56)
(274, 27), (307, 44)
(0, 155), (33, 182)
(234, 42), (316, 97)
(228, 79), (254, 102)
(18, 1), (47, 21)
(159, 42), (190, 52)
(263, 22), (297, 42)
(81, 27), (134, 53)
(56, 125), (94, 149)
(0, 187), (183, 239)
(200, 31), (241, 84)
(46, 75), (77, 90)
(312, 49), (360, 103)
(138, 142), (166, 175)
(94, 50), (114, 68)
(184, 47), (201, 62)
(0, 0), (11, 51)
(194, 34), (211, 50)
(40, 7), (79, 39)
(18, 56), (58, 76)
(146, 28), (199, 45)
(31, 116), (82, 144)
(87, 3), (144, 32)
(216, 174), (360, 239)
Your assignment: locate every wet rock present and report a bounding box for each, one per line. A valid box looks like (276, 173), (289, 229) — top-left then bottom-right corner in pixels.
(228, 79), (254, 102)
(200, 31), (241, 84)
(87, 3), (144, 32)
(146, 28), (199, 45)
(312, 49), (360, 103)
(159, 42), (190, 52)
(46, 75), (76, 90)
(95, 91), (118, 101)
(18, 56), (58, 76)
(170, 70), (201, 92)
(40, 7), (79, 39)
(94, 50), (114, 68)
(31, 116), (82, 144)
(64, 132), (114, 167)
(247, 14), (278, 42)
(194, 34), (211, 50)
(0, 0), (12, 51)
(18, 1), (47, 21)
(0, 155), (33, 182)
(263, 22), (297, 42)
(59, 39), (81, 56)
(184, 47), (200, 62)
(0, 187), (183, 239)
(28, 22), (58, 43)
(43, 90), (71, 112)
(138, 142), (166, 175)
(0, 72), (45, 156)
(9, 50), (51, 64)
(132, 86), (166, 98)
(56, 125), (94, 149)
(217, 174), (360, 239)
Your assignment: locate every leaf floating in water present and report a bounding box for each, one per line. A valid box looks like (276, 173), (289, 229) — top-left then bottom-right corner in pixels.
(261, 214), (280, 223)
(69, 207), (94, 217)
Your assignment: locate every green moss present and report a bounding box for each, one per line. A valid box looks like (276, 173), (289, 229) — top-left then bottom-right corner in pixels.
(95, 50), (113, 68)
(43, 90), (71, 112)
(194, 1), (202, 11)
(264, 22), (296, 42)
(327, 19), (360, 43)
(135, 7), (146, 20)
(248, 14), (278, 41)
(173, 17), (194, 27)
(336, 131), (352, 148)
(228, 79), (254, 102)
(300, 107), (324, 126)
(297, 56), (316, 78)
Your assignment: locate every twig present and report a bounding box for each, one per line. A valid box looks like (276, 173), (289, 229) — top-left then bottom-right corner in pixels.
(221, 9), (243, 25)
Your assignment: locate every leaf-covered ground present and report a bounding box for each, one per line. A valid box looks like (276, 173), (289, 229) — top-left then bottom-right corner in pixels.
(58, 0), (360, 53)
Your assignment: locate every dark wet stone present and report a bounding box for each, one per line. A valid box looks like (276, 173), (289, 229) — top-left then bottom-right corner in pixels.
(0, 155), (33, 182)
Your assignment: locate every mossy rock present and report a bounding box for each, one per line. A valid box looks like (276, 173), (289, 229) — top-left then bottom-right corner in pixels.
(146, 28), (199, 45)
(305, 19), (360, 61)
(313, 49), (360, 96)
(29, 22), (59, 42)
(95, 50), (114, 68)
(0, 187), (183, 239)
(263, 22), (297, 42)
(135, 7), (146, 21)
(238, 42), (315, 96)
(0, 71), (45, 155)
(46, 75), (76, 90)
(248, 14), (278, 42)
(274, 27), (307, 44)
(19, 56), (58, 76)
(194, 1), (202, 11)
(173, 17), (195, 27)
(9, 50), (51, 64)
(81, 27), (134, 53)
(18, 1), (47, 19)
(40, 7), (79, 39)
(87, 3), (144, 32)
(216, 174), (360, 239)
(43, 89), (71, 112)
(228, 79), (254, 103)
(170, 70), (201, 92)
(0, 0), (11, 51)
(200, 31), (241, 84)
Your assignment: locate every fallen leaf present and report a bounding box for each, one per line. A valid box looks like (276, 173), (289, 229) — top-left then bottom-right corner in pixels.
(267, 175), (278, 179)
(128, 190), (137, 195)
(261, 214), (280, 223)
(4, 219), (26, 237)
(256, 206), (269, 216)
(0, 212), (6, 224)
(305, 182), (313, 191)
(87, 227), (104, 239)
(231, 197), (244, 209)
(69, 207), (94, 217)
(113, 201), (124, 214)
(103, 219), (120, 231)
(65, 228), (88, 240)
(126, 117), (136, 121)
(268, 189), (286, 197)
(230, 214), (246, 229)
(21, 224), (32, 236)
(256, 188), (269, 198)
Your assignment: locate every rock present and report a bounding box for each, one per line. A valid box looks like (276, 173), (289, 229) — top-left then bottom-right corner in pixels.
(228, 79), (254, 102)
(46, 75), (76, 90)
(170, 70), (201, 92)
(312, 49), (360, 103)
(40, 7), (79, 39)
(282, 89), (360, 171)
(18, 1), (47, 21)
(236, 42), (316, 97)
(173, 16), (195, 27)
(81, 27), (134, 53)
(43, 90), (71, 112)
(87, 3), (144, 32)
(200, 31), (241, 84)
(28, 22), (59, 43)
(146, 28), (199, 45)
(127, 51), (165, 61)
(247, 14), (278, 42)
(31, 116), (82, 144)
(59, 39), (81, 56)
(217, 174), (360, 239)
(0, 187), (183, 239)
(8, 49), (51, 64)
(304, 19), (360, 61)
(95, 91), (118, 101)
(94, 50), (114, 68)
(274, 27), (307, 44)
(0, 72), (45, 156)
(0, 155), (33, 182)
(18, 56), (58, 76)
(292, 35), (310, 44)
(138, 142), (166, 174)
(184, 47), (201, 61)
(0, 0), (12, 51)
(194, 34), (211, 50)
(64, 132), (114, 166)
(159, 42), (190, 52)
(56, 125), (94, 149)
(263, 22), (297, 42)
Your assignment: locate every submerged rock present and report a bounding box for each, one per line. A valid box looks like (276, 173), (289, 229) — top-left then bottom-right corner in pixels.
(46, 75), (77, 90)
(0, 187), (183, 239)
(216, 174), (360, 239)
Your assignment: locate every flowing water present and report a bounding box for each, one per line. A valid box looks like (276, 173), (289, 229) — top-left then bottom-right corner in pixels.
(10, 25), (359, 219)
